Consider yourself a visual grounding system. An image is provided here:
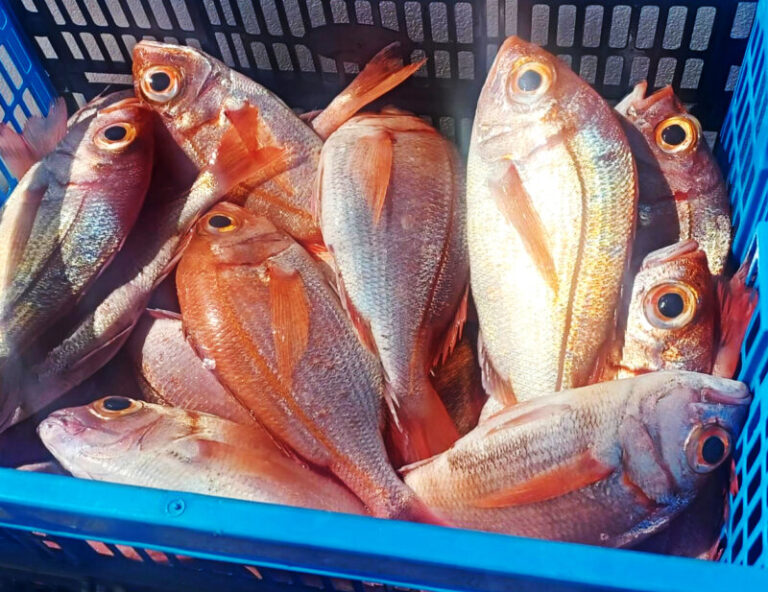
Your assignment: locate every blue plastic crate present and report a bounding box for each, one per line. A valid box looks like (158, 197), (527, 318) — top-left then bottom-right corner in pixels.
(0, 1), (768, 591)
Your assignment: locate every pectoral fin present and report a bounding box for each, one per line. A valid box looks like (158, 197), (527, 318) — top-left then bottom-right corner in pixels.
(491, 163), (558, 294)
(354, 131), (394, 225)
(267, 264), (310, 390)
(478, 332), (516, 405)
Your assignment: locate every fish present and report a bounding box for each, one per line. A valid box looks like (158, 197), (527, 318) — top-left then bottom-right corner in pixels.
(616, 81), (731, 276)
(633, 464), (728, 559)
(432, 317), (487, 436)
(16, 460), (69, 475)
(0, 97), (155, 363)
(612, 240), (717, 378)
(38, 397), (366, 515)
(127, 310), (254, 425)
(176, 202), (438, 522)
(317, 110), (467, 464)
(133, 41), (422, 243)
(402, 371), (750, 546)
(466, 36), (637, 404)
(1, 108), (278, 431)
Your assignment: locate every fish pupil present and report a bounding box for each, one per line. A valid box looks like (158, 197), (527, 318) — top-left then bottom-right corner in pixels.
(150, 71), (172, 92)
(518, 69), (542, 92)
(657, 292), (684, 318)
(209, 214), (233, 229)
(104, 126), (127, 141)
(662, 124), (686, 146)
(103, 397), (131, 411)
(702, 436), (725, 464)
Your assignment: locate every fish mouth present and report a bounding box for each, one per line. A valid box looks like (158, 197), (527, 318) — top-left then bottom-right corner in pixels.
(701, 385), (752, 406)
(38, 413), (88, 438)
(641, 239), (701, 267)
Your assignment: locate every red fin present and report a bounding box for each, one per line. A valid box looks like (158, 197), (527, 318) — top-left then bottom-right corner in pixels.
(484, 402), (571, 436)
(209, 111), (288, 194)
(146, 308), (183, 321)
(0, 178), (47, 290)
(225, 105), (261, 154)
(432, 286), (468, 368)
(311, 43), (425, 140)
(397, 454), (439, 477)
(472, 451), (614, 508)
(334, 266), (379, 356)
(491, 163), (558, 294)
(0, 97), (67, 178)
(353, 131), (393, 225)
(388, 378), (460, 465)
(713, 260), (757, 378)
(267, 264), (310, 390)
(478, 332), (516, 405)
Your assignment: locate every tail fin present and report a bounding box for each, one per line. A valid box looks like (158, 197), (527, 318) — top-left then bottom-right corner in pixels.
(387, 376), (460, 466)
(713, 259), (757, 378)
(311, 43), (425, 140)
(0, 97), (67, 179)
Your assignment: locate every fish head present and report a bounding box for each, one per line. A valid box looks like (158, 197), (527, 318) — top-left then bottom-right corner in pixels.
(189, 202), (294, 266)
(622, 371), (750, 500)
(621, 240), (716, 373)
(66, 97), (156, 183)
(473, 36), (578, 162)
(615, 82), (709, 193)
(37, 397), (189, 476)
(133, 41), (230, 162)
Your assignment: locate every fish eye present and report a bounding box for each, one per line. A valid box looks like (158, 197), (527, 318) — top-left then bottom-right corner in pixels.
(685, 425), (732, 473)
(140, 66), (181, 104)
(643, 281), (699, 330)
(91, 396), (142, 419)
(507, 60), (553, 102)
(654, 115), (700, 154)
(95, 123), (136, 150)
(203, 212), (238, 233)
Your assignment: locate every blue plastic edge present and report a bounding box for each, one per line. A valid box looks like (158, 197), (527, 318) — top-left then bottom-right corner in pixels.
(0, 468), (766, 592)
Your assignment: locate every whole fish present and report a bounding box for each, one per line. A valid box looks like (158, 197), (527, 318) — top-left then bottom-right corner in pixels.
(39, 397), (366, 515)
(127, 310), (254, 425)
(613, 240), (717, 378)
(402, 371), (750, 546)
(177, 203), (437, 522)
(0, 98), (155, 362)
(432, 318), (487, 436)
(133, 41), (421, 243)
(616, 82), (730, 275)
(2, 111), (277, 431)
(467, 36), (637, 404)
(318, 111), (467, 464)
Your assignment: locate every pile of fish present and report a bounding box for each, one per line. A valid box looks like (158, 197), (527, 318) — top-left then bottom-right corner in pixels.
(0, 36), (758, 558)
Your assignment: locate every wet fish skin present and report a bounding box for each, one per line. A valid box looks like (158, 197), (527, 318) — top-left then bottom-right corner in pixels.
(616, 82), (730, 276)
(467, 36), (637, 403)
(615, 240), (717, 378)
(0, 98), (155, 361)
(127, 311), (255, 425)
(318, 111), (466, 464)
(176, 203), (436, 521)
(38, 397), (366, 515)
(403, 371), (750, 546)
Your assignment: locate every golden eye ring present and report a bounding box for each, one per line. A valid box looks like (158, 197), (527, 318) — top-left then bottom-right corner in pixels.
(643, 281), (699, 330)
(654, 115), (700, 154)
(140, 65), (181, 103)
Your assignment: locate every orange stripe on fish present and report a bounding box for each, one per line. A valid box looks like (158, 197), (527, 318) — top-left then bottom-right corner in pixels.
(471, 451), (614, 508)
(267, 264), (310, 391)
(490, 162), (558, 295)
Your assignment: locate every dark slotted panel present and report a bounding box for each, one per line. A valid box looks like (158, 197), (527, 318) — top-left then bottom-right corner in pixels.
(10, 1), (757, 151)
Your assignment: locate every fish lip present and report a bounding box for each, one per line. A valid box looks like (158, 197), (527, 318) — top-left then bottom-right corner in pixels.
(641, 239), (701, 268)
(701, 386), (752, 406)
(40, 413), (88, 437)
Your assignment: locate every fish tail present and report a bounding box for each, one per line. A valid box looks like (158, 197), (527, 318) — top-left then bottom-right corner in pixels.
(713, 259), (757, 378)
(387, 376), (460, 466)
(310, 43), (425, 140)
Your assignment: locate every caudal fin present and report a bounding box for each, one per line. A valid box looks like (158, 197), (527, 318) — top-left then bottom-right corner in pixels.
(311, 43), (425, 140)
(713, 260), (757, 378)
(387, 377), (460, 466)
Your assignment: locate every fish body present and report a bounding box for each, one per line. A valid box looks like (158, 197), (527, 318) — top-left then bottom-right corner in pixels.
(133, 42), (420, 243)
(403, 371), (750, 546)
(176, 203), (433, 521)
(319, 111), (466, 464)
(615, 240), (716, 378)
(0, 98), (155, 361)
(616, 82), (730, 275)
(467, 36), (637, 403)
(128, 311), (254, 425)
(39, 397), (366, 515)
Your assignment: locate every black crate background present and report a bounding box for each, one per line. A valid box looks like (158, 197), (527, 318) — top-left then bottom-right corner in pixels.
(10, 0), (759, 150)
